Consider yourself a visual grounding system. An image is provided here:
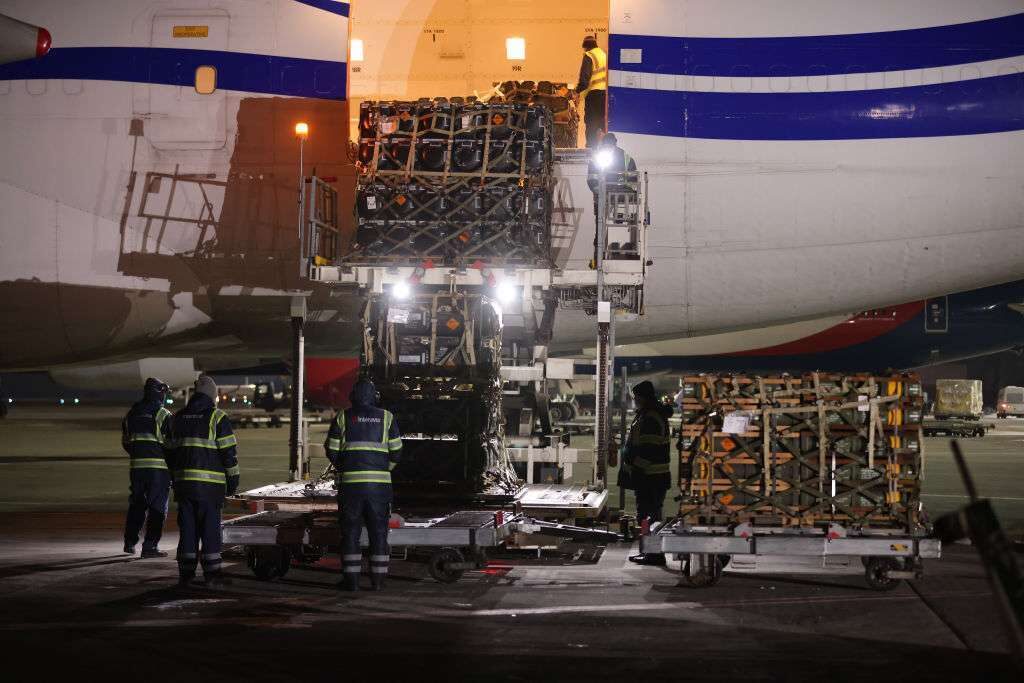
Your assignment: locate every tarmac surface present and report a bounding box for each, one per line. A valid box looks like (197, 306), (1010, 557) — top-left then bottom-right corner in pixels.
(0, 406), (1022, 680)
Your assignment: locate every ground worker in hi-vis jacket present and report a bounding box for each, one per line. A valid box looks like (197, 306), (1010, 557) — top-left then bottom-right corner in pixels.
(575, 34), (608, 148)
(121, 377), (173, 558)
(325, 379), (403, 592)
(167, 374), (239, 588)
(611, 380), (673, 566)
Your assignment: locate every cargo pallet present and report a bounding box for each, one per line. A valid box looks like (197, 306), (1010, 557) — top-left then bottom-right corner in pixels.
(922, 417), (990, 437)
(640, 520), (940, 590)
(676, 373), (926, 531)
(224, 509), (619, 583)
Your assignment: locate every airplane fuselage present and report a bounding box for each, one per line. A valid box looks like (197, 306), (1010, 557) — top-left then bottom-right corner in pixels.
(2, 0), (1023, 376)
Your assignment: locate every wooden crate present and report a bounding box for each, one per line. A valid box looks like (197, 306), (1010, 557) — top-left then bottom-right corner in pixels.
(675, 372), (925, 530)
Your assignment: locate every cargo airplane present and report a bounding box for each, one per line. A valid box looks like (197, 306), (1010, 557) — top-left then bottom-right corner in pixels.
(2, 0), (1024, 404)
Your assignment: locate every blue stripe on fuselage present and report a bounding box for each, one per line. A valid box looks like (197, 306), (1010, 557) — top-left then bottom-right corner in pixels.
(294, 0), (349, 17)
(0, 47), (346, 100)
(610, 13), (1024, 77)
(609, 70), (1024, 140)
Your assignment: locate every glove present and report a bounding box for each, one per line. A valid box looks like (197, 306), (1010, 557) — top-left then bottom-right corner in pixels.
(226, 477), (239, 496)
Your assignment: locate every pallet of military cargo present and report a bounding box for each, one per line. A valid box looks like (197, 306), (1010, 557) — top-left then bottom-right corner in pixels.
(348, 99), (554, 267)
(675, 372), (925, 530)
(487, 80), (579, 148)
(359, 290), (519, 501)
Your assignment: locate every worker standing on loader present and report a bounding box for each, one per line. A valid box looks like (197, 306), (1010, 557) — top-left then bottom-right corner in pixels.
(121, 377), (173, 557)
(325, 379), (403, 592)
(575, 34), (607, 148)
(615, 380), (672, 565)
(167, 374), (239, 587)
(588, 132), (638, 268)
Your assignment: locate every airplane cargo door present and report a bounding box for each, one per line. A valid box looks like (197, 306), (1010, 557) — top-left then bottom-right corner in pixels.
(138, 11), (228, 149)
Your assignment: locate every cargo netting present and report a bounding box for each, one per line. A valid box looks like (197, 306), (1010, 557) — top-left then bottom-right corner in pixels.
(486, 80), (578, 148)
(675, 373), (926, 530)
(351, 99), (554, 267)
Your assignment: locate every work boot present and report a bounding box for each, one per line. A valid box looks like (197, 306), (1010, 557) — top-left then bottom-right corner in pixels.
(141, 548), (168, 559)
(369, 576), (385, 592)
(337, 575), (360, 592)
(123, 542), (136, 555)
(628, 553), (667, 566)
(204, 573), (232, 589)
(177, 574), (197, 588)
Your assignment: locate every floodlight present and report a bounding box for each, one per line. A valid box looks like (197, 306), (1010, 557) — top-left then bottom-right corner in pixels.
(496, 280), (518, 304)
(392, 280), (412, 300)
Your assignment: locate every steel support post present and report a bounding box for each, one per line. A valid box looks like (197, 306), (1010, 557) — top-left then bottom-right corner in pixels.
(593, 171), (609, 487)
(297, 137), (306, 278)
(289, 296), (307, 482)
(619, 364), (628, 512)
(595, 303), (611, 488)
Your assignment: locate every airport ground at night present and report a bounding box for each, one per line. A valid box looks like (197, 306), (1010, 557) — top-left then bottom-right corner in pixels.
(0, 406), (1021, 681)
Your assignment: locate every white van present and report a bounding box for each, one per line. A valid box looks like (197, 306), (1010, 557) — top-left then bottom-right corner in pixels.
(996, 386), (1024, 418)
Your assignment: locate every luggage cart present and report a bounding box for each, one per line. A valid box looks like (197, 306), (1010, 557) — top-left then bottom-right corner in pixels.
(224, 509), (619, 583)
(641, 520), (941, 591)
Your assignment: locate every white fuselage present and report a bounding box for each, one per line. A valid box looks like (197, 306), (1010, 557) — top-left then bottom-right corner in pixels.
(2, 0), (1023, 369)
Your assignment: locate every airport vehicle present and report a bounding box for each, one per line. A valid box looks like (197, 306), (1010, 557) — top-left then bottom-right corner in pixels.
(996, 385), (1024, 418)
(922, 418), (989, 438)
(4, 1), (1024, 402)
(228, 97), (641, 567)
(224, 508), (620, 582)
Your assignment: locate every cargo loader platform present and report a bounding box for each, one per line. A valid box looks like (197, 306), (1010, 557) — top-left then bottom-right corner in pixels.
(224, 509), (620, 583)
(231, 480), (607, 521)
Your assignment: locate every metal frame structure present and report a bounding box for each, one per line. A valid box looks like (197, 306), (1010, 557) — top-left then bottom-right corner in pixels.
(641, 519), (941, 589)
(224, 509), (619, 583)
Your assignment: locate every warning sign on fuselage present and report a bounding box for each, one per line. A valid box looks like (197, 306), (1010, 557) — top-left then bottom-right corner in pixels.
(173, 25), (209, 38)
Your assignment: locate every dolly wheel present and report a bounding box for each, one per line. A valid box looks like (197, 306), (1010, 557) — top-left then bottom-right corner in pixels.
(864, 557), (901, 591)
(681, 553), (723, 588)
(247, 546), (291, 581)
(427, 548), (465, 584)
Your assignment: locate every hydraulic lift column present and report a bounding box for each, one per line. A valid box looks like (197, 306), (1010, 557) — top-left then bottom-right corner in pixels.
(594, 168), (612, 487)
(288, 295), (306, 482)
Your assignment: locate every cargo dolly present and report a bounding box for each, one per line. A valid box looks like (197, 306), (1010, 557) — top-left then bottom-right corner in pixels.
(224, 509), (620, 584)
(641, 520), (941, 590)
(922, 417), (991, 438)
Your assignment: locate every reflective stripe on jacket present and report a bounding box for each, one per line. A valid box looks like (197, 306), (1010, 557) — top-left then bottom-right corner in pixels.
(167, 394), (239, 499)
(325, 406), (402, 486)
(122, 402), (172, 468)
(580, 47), (607, 96)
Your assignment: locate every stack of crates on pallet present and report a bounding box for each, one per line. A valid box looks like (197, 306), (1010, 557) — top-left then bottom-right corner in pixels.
(488, 80), (579, 148)
(676, 373), (926, 530)
(361, 291), (518, 500)
(351, 99), (554, 266)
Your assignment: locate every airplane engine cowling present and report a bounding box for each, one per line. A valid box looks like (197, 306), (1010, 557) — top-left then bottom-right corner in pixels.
(49, 358), (199, 392)
(0, 13), (51, 66)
